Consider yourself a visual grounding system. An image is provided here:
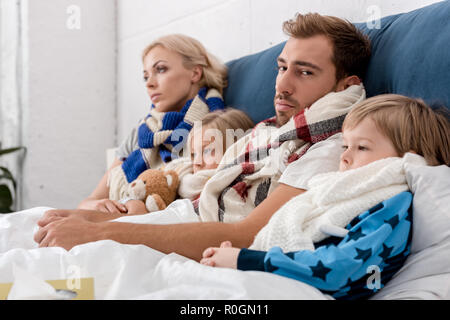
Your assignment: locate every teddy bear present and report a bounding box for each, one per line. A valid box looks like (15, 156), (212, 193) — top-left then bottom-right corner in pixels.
(127, 169), (180, 212)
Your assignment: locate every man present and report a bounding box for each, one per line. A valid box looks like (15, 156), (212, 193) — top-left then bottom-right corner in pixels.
(34, 13), (371, 261)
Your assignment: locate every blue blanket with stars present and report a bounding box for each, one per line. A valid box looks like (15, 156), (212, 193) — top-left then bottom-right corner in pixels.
(237, 191), (413, 300)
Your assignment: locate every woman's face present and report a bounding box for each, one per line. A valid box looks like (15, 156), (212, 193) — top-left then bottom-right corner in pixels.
(143, 45), (202, 113)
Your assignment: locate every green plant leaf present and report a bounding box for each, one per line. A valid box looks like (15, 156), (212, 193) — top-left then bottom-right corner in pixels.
(0, 146), (24, 156)
(0, 144), (24, 213)
(0, 166), (17, 190)
(0, 184), (13, 212)
(0, 206), (12, 213)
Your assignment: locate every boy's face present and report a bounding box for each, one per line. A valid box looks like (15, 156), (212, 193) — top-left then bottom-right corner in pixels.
(339, 117), (399, 171)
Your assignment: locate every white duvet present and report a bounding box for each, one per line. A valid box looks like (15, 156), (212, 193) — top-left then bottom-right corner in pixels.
(2, 161), (448, 300)
(0, 200), (330, 300)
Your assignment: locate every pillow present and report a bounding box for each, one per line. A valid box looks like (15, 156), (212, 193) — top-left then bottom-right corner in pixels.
(371, 163), (450, 300)
(224, 42), (284, 124)
(355, 1), (450, 111)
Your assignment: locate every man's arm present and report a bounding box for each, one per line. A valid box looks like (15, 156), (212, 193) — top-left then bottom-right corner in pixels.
(103, 183), (304, 261)
(36, 183), (305, 261)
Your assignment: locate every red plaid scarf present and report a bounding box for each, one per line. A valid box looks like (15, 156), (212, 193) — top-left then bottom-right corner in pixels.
(197, 85), (366, 222)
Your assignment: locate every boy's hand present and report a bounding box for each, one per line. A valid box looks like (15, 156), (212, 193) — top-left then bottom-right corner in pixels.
(200, 241), (240, 269)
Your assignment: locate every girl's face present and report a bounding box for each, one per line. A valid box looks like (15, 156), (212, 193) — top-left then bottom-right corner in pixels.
(340, 117), (400, 171)
(143, 45), (202, 113)
(190, 127), (223, 174)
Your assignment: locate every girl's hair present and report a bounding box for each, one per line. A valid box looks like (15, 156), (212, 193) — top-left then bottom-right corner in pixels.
(343, 94), (450, 166)
(189, 108), (255, 152)
(142, 34), (228, 94)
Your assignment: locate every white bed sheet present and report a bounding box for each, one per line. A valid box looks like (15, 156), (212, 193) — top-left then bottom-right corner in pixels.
(0, 201), (331, 300)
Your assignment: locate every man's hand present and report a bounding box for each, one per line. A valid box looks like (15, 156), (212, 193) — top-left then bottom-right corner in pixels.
(200, 241), (241, 269)
(34, 215), (104, 250)
(38, 208), (122, 228)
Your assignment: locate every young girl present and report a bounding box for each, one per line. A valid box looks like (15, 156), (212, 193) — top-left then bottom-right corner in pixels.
(77, 34), (228, 214)
(178, 108), (255, 201)
(200, 94), (450, 299)
(124, 107), (255, 214)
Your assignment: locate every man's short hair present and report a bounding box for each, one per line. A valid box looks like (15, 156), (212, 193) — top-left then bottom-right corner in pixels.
(283, 13), (371, 81)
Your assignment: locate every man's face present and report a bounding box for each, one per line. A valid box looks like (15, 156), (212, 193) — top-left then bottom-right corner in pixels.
(274, 35), (340, 126)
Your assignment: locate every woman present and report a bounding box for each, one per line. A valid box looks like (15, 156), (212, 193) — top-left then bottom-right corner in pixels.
(77, 34), (228, 214)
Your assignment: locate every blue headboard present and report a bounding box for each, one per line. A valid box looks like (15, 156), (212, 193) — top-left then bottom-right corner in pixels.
(224, 1), (450, 124)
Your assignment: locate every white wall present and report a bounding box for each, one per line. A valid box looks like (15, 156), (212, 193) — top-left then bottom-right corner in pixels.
(0, 0), (23, 211)
(19, 0), (116, 209)
(116, 0), (442, 144)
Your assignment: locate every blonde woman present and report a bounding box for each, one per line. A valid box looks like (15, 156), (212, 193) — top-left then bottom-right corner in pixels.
(78, 34), (227, 214)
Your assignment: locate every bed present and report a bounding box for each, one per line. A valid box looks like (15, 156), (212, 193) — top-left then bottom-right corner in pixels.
(1, 1), (449, 300)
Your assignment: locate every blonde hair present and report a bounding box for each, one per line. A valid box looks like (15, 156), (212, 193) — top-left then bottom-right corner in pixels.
(189, 108), (255, 152)
(343, 94), (450, 166)
(142, 34), (228, 94)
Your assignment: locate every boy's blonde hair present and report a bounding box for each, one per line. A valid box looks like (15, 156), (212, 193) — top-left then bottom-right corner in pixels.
(142, 34), (228, 94)
(343, 94), (450, 166)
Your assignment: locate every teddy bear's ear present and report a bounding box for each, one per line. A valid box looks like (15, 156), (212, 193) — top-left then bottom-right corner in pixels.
(164, 170), (179, 188)
(165, 174), (173, 187)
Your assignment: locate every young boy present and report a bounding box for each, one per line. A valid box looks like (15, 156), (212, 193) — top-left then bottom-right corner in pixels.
(200, 94), (450, 299)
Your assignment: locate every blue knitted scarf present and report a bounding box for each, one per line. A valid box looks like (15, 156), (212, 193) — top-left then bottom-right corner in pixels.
(121, 87), (224, 183)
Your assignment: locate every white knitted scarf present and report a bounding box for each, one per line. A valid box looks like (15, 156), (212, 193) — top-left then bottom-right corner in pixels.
(250, 153), (426, 252)
(178, 168), (217, 200)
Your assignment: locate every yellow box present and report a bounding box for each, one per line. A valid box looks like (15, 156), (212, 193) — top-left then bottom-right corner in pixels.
(0, 278), (94, 300)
